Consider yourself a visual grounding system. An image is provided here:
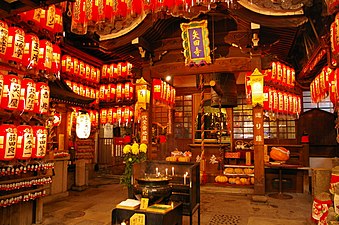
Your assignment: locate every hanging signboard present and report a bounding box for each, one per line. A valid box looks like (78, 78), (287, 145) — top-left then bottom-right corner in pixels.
(140, 111), (149, 144)
(180, 20), (211, 66)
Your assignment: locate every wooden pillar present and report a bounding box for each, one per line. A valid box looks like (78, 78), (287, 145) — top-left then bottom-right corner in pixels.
(253, 106), (265, 195)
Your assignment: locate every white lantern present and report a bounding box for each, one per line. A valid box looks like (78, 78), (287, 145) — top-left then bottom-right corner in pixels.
(76, 111), (91, 139)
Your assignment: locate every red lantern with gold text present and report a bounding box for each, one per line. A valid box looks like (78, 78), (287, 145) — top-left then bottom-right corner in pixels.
(101, 64), (108, 81)
(0, 124), (17, 161)
(18, 78), (36, 112)
(104, 84), (110, 101)
(19, 8), (42, 25)
(116, 107), (122, 125)
(107, 108), (113, 124)
(286, 66), (291, 88)
(332, 14), (339, 55)
(108, 64), (114, 80)
(116, 83), (124, 102)
(152, 79), (161, 102)
(16, 125), (33, 160)
(72, 57), (80, 77)
(127, 62), (133, 77)
(283, 92), (289, 114)
(0, 21), (8, 60)
(61, 55), (73, 75)
(99, 85), (105, 101)
(85, 63), (91, 81)
(71, 0), (88, 35)
(5, 27), (25, 64)
(54, 7), (63, 34)
(124, 82), (131, 101)
(79, 60), (86, 78)
(90, 88), (96, 99)
(114, 63), (121, 79)
(79, 84), (84, 96)
(85, 86), (91, 98)
(120, 62), (127, 78)
(329, 68), (337, 104)
(291, 68), (295, 87)
(109, 83), (116, 102)
(112, 107), (117, 124)
(31, 126), (47, 158)
(282, 64), (287, 86)
(22, 34), (39, 68)
(161, 80), (167, 103)
(104, 0), (115, 21)
(96, 68), (101, 83)
(276, 62), (282, 84)
(40, 5), (55, 32)
(65, 80), (72, 89)
(271, 62), (277, 83)
(272, 89), (278, 112)
(124, 106), (131, 124)
(90, 66), (97, 82)
(288, 94), (294, 115)
(72, 82), (79, 95)
(277, 91), (284, 113)
(100, 108), (107, 125)
(34, 82), (50, 114)
(1, 75), (21, 110)
(38, 40), (53, 72)
(52, 44), (61, 74)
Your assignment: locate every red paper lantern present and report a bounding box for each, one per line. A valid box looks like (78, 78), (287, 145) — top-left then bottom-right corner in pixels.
(65, 80), (72, 88)
(263, 86), (269, 111)
(100, 108), (107, 124)
(114, 63), (121, 79)
(120, 62), (127, 78)
(72, 82), (79, 95)
(95, 89), (100, 104)
(96, 68), (101, 83)
(73, 57), (80, 77)
(54, 7), (63, 34)
(104, 0), (115, 21)
(0, 20), (9, 60)
(38, 40), (53, 72)
(61, 55), (73, 75)
(278, 91), (284, 113)
(283, 92), (289, 114)
(5, 27), (25, 64)
(124, 106), (130, 124)
(104, 84), (110, 101)
(127, 62), (133, 77)
(117, 107), (122, 124)
(282, 64), (287, 86)
(101, 64), (108, 81)
(263, 69), (271, 83)
(18, 78), (36, 112)
(152, 79), (161, 101)
(99, 85), (105, 100)
(332, 14), (339, 55)
(112, 107), (117, 124)
(116, 83), (124, 102)
(22, 34), (39, 68)
(272, 89), (278, 112)
(85, 63), (91, 80)
(40, 5), (55, 32)
(107, 108), (113, 124)
(0, 124), (17, 161)
(291, 68), (295, 87)
(110, 83), (116, 102)
(108, 64), (114, 80)
(71, 0), (88, 35)
(16, 125), (33, 160)
(288, 94), (294, 115)
(1, 75), (21, 110)
(90, 66), (97, 82)
(89, 0), (100, 22)
(124, 82), (134, 101)
(79, 60), (86, 78)
(34, 82), (50, 114)
(90, 88), (96, 99)
(79, 84), (84, 96)
(271, 62), (277, 83)
(85, 86), (91, 98)
(31, 126), (47, 159)
(329, 68), (337, 104)
(276, 62), (283, 84)
(52, 44), (61, 73)
(19, 8), (42, 25)
(286, 66), (291, 88)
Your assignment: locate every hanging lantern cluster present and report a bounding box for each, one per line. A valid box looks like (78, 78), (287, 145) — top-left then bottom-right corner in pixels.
(61, 54), (100, 83)
(262, 86), (301, 116)
(99, 82), (134, 103)
(152, 79), (176, 107)
(100, 106), (134, 127)
(0, 73), (50, 114)
(19, 5), (64, 35)
(88, 110), (99, 128)
(0, 124), (47, 161)
(263, 62), (295, 88)
(0, 21), (61, 72)
(101, 62), (133, 82)
(71, 107), (98, 128)
(65, 79), (98, 102)
(310, 66), (332, 103)
(70, 0), (238, 35)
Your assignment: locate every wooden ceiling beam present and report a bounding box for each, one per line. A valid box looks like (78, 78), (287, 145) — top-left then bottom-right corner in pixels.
(19, 0), (39, 8)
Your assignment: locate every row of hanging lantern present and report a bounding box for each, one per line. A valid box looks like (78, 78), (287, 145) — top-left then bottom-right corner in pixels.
(263, 62), (296, 88)
(0, 21), (61, 72)
(263, 86), (302, 116)
(70, 0), (238, 35)
(0, 73), (50, 114)
(152, 79), (176, 107)
(100, 106), (134, 126)
(71, 108), (99, 127)
(101, 62), (133, 82)
(18, 4), (64, 35)
(99, 82), (134, 102)
(0, 124), (47, 161)
(65, 80), (99, 104)
(61, 55), (100, 83)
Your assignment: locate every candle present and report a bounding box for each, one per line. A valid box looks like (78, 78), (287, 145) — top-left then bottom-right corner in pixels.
(184, 173), (187, 185)
(165, 168), (168, 176)
(156, 167), (159, 174)
(172, 167), (174, 176)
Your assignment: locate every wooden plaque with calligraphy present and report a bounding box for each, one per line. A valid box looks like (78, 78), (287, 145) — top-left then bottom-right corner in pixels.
(140, 111), (149, 144)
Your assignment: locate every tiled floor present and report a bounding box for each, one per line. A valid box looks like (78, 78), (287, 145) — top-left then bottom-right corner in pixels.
(40, 177), (313, 225)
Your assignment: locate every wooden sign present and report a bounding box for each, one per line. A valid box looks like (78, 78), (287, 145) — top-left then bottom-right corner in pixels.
(253, 106), (264, 145)
(140, 111), (149, 144)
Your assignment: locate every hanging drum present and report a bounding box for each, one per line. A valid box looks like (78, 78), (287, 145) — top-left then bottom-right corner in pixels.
(18, 78), (36, 112)
(0, 20), (9, 60)
(16, 125), (33, 160)
(22, 34), (40, 69)
(0, 124), (17, 161)
(1, 75), (21, 110)
(5, 27), (25, 64)
(32, 125), (47, 158)
(210, 73), (237, 108)
(34, 82), (50, 114)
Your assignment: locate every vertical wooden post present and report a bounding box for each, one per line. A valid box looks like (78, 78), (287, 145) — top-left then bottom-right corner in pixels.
(253, 105), (265, 195)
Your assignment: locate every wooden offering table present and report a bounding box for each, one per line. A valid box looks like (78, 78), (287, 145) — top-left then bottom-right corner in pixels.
(111, 202), (183, 225)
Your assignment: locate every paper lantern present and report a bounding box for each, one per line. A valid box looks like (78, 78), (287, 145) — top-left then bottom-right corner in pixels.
(54, 7), (63, 34)
(18, 78), (36, 112)
(263, 86), (269, 111)
(85, 86), (91, 98)
(107, 108), (113, 124)
(71, 0), (88, 35)
(109, 83), (116, 102)
(291, 68), (295, 87)
(52, 44), (61, 74)
(116, 83), (124, 102)
(65, 80), (72, 89)
(19, 8), (42, 25)
(108, 64), (114, 80)
(100, 108), (108, 124)
(31, 126), (47, 158)
(116, 107), (122, 124)
(127, 62), (133, 77)
(72, 57), (80, 77)
(282, 64), (287, 85)
(34, 82), (50, 114)
(286, 66), (291, 88)
(277, 91), (284, 113)
(40, 5), (55, 32)
(96, 68), (101, 83)
(95, 89), (100, 104)
(79, 60), (86, 78)
(76, 111), (91, 139)
(38, 40), (53, 72)
(90, 88), (96, 99)
(22, 34), (39, 68)
(249, 69), (264, 107)
(124, 82), (131, 101)
(99, 85), (105, 100)
(329, 68), (337, 104)
(0, 124), (17, 161)
(283, 92), (289, 114)
(120, 62), (127, 78)
(0, 73), (4, 106)
(114, 63), (121, 79)
(16, 125), (33, 160)
(61, 55), (73, 75)
(112, 107), (117, 124)
(271, 62), (277, 83)
(0, 20), (8, 60)
(161, 80), (166, 102)
(272, 89), (278, 112)
(332, 14), (339, 55)
(1, 75), (21, 110)
(89, 0), (100, 22)
(85, 63), (91, 80)
(90, 66), (97, 82)
(288, 94), (294, 115)
(79, 84), (84, 96)
(152, 79), (161, 101)
(101, 64), (108, 80)
(104, 0), (115, 21)
(5, 27), (25, 64)
(72, 82), (79, 95)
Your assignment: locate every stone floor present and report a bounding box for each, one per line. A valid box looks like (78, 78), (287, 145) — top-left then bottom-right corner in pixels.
(40, 177), (313, 225)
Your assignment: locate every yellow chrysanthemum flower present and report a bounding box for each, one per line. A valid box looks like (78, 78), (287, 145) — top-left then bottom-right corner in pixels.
(131, 143), (139, 155)
(123, 145), (131, 154)
(139, 143), (147, 153)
